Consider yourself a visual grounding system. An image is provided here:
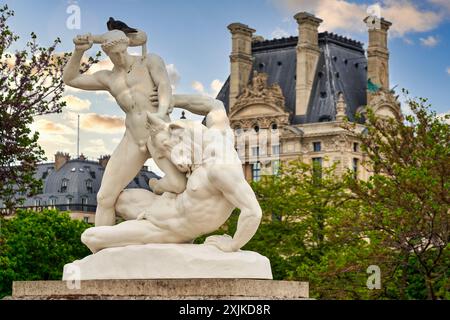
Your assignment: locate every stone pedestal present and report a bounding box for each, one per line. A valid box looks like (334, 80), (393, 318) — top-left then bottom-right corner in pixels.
(62, 244), (272, 280)
(11, 279), (309, 300)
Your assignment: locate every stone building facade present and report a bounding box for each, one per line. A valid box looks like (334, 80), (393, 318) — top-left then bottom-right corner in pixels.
(0, 152), (158, 223)
(217, 12), (402, 182)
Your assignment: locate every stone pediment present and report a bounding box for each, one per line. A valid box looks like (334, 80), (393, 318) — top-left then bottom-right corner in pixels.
(366, 89), (402, 119)
(230, 71), (289, 121)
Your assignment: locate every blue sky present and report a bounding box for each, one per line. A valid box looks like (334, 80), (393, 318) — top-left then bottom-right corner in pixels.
(4, 0), (450, 168)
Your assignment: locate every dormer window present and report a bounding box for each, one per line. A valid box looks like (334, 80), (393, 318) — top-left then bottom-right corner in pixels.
(61, 179), (68, 193)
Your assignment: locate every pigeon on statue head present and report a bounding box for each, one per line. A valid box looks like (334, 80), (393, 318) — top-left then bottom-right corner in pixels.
(107, 17), (138, 34)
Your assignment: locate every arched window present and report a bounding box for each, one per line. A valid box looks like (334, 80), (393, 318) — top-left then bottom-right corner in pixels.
(66, 196), (73, 211)
(34, 198), (42, 207)
(49, 197), (57, 207)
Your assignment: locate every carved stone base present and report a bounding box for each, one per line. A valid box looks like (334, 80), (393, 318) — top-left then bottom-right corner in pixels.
(62, 244), (273, 280)
(10, 279), (309, 300)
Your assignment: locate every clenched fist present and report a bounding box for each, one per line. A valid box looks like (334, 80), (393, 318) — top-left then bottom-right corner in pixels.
(73, 33), (93, 51)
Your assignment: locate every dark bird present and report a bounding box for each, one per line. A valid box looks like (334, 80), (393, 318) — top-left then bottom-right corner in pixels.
(107, 17), (138, 34)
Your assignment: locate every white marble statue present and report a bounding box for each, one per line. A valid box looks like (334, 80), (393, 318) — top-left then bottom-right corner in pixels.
(62, 21), (271, 280)
(63, 29), (187, 227)
(81, 95), (263, 253)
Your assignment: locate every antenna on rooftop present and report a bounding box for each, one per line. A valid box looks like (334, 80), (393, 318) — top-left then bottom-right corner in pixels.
(77, 114), (80, 158)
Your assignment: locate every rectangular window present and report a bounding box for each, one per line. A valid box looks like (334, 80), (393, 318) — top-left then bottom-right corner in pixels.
(272, 145), (280, 156)
(353, 142), (359, 152)
(50, 198), (56, 206)
(313, 142), (321, 152)
(252, 162), (261, 182)
(66, 197), (72, 211)
(86, 180), (93, 193)
(353, 158), (359, 178)
(83, 216), (89, 223)
(272, 160), (280, 175)
(252, 146), (260, 157)
(312, 157), (323, 180)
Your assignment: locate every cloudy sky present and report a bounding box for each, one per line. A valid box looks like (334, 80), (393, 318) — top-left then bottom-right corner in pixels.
(5, 0), (450, 172)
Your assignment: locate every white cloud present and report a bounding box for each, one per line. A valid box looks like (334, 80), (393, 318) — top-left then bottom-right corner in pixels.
(83, 138), (111, 157)
(31, 118), (75, 135)
(192, 81), (205, 94)
(192, 79), (224, 98)
(166, 63), (181, 91)
(62, 95), (92, 112)
(79, 113), (125, 134)
(420, 35), (439, 47)
(446, 67), (450, 75)
(271, 27), (290, 39)
(403, 38), (414, 45)
(273, 0), (446, 37)
(210, 79), (224, 97)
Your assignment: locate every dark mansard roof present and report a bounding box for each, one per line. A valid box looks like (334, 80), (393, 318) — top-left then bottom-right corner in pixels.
(6, 158), (159, 208)
(216, 32), (367, 124)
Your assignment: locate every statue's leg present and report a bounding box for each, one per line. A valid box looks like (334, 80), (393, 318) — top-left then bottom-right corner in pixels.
(95, 132), (149, 227)
(115, 189), (156, 220)
(81, 220), (161, 253)
(81, 219), (191, 253)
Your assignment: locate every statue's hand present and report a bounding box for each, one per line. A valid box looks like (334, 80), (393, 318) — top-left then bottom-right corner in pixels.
(149, 92), (159, 108)
(73, 33), (93, 51)
(204, 234), (237, 252)
(149, 178), (163, 195)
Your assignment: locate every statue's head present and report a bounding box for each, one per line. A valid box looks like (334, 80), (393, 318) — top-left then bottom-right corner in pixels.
(147, 113), (206, 173)
(101, 30), (130, 55)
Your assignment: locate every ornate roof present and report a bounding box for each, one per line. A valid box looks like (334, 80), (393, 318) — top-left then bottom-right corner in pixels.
(217, 32), (368, 124)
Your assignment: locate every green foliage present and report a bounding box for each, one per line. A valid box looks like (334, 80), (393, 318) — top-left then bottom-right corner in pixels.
(344, 91), (449, 299)
(249, 161), (377, 299)
(0, 209), (90, 298)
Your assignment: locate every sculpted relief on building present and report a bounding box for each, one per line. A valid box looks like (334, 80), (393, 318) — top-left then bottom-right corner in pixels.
(366, 88), (402, 119)
(229, 71), (290, 130)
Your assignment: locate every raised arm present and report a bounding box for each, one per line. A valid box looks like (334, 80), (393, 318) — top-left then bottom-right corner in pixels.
(205, 165), (262, 252)
(63, 34), (110, 91)
(147, 54), (173, 119)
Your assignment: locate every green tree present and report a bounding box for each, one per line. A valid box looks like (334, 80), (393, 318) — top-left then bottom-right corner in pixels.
(0, 5), (100, 215)
(249, 160), (374, 299)
(344, 92), (450, 300)
(0, 209), (90, 298)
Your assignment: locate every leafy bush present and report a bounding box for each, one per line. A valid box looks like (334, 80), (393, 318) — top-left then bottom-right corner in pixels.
(0, 209), (90, 298)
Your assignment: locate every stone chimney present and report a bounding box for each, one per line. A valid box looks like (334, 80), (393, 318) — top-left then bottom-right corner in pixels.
(54, 152), (70, 171)
(364, 16), (392, 95)
(294, 12), (322, 118)
(336, 92), (347, 121)
(99, 155), (111, 169)
(228, 23), (256, 111)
